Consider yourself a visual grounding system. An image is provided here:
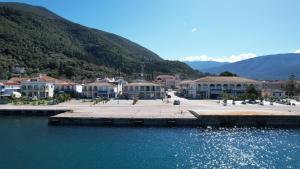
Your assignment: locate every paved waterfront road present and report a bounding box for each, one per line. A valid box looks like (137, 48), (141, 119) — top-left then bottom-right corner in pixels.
(0, 92), (299, 118)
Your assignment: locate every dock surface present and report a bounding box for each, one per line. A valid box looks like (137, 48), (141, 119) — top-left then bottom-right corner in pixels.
(1, 95), (300, 127)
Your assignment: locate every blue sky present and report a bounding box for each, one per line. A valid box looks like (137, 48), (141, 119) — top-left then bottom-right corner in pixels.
(2, 0), (300, 62)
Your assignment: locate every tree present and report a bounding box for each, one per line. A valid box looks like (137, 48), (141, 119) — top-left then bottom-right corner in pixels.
(219, 71), (237, 77)
(286, 73), (296, 97)
(244, 84), (260, 100)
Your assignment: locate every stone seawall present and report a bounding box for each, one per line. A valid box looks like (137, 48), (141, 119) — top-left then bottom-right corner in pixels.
(48, 115), (300, 127)
(0, 109), (69, 116)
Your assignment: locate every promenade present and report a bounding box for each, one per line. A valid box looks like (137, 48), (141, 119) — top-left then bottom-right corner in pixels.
(1, 92), (299, 126)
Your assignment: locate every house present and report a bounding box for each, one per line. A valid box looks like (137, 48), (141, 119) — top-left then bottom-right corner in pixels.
(262, 81), (286, 98)
(54, 80), (82, 96)
(0, 81), (21, 97)
(95, 77), (127, 95)
(178, 76), (262, 99)
(83, 82), (118, 99)
(11, 74), (82, 97)
(21, 78), (55, 99)
(123, 81), (164, 99)
(154, 75), (180, 90)
(177, 80), (196, 98)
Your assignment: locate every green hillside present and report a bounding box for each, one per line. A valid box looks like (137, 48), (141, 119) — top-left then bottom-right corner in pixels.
(0, 2), (201, 80)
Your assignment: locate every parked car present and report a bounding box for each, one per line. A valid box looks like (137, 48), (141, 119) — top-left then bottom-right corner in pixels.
(173, 100), (180, 105)
(248, 100), (258, 104)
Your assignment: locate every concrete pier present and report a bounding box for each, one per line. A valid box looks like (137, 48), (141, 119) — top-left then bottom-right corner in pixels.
(189, 110), (300, 127)
(48, 117), (200, 127)
(0, 108), (69, 116)
(1, 98), (300, 127)
(48, 110), (300, 127)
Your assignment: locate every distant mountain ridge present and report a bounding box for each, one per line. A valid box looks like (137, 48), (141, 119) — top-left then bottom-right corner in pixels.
(0, 2), (200, 80)
(203, 53), (300, 80)
(184, 61), (229, 71)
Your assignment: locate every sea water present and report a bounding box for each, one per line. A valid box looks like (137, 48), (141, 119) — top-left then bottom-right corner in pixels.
(0, 117), (299, 169)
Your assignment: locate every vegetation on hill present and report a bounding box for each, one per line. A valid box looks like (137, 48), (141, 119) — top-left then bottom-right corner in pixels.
(219, 71), (237, 77)
(0, 2), (201, 81)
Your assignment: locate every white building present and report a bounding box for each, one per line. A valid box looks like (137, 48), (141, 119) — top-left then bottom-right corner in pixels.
(54, 81), (82, 95)
(123, 81), (164, 99)
(96, 77), (127, 95)
(154, 75), (180, 90)
(177, 80), (196, 98)
(83, 82), (118, 99)
(21, 79), (55, 99)
(178, 76), (262, 99)
(11, 75), (82, 97)
(262, 81), (286, 98)
(0, 82), (21, 97)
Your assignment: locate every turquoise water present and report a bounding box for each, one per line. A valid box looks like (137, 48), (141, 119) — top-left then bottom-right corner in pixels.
(0, 117), (299, 169)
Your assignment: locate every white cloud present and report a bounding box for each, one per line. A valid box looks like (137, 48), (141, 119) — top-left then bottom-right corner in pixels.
(294, 49), (300, 53)
(183, 53), (257, 63)
(191, 27), (197, 33)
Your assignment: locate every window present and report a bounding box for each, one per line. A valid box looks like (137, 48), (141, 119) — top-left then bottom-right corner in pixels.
(34, 85), (38, 90)
(22, 85), (27, 90)
(223, 84), (228, 90)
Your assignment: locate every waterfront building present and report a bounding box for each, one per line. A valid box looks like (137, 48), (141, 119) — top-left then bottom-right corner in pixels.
(11, 74), (82, 97)
(154, 75), (180, 90)
(95, 77), (127, 95)
(177, 80), (196, 98)
(21, 78), (55, 99)
(0, 81), (21, 97)
(123, 81), (164, 99)
(83, 82), (118, 99)
(54, 80), (82, 96)
(178, 76), (262, 99)
(262, 81), (286, 98)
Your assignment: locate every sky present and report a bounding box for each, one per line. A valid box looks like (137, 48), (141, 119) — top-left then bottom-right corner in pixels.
(2, 0), (300, 62)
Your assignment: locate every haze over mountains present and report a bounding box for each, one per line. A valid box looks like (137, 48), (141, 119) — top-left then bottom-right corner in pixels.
(184, 61), (228, 70)
(186, 53), (300, 80)
(0, 2), (200, 80)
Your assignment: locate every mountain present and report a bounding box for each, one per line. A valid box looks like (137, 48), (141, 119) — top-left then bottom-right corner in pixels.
(203, 53), (300, 80)
(0, 2), (200, 80)
(184, 61), (228, 71)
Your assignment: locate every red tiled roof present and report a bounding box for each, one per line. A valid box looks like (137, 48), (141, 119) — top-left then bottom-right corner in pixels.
(9, 77), (30, 83)
(10, 75), (77, 85)
(3, 82), (19, 85)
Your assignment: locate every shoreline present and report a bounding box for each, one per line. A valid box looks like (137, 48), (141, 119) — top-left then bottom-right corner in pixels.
(1, 99), (300, 127)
